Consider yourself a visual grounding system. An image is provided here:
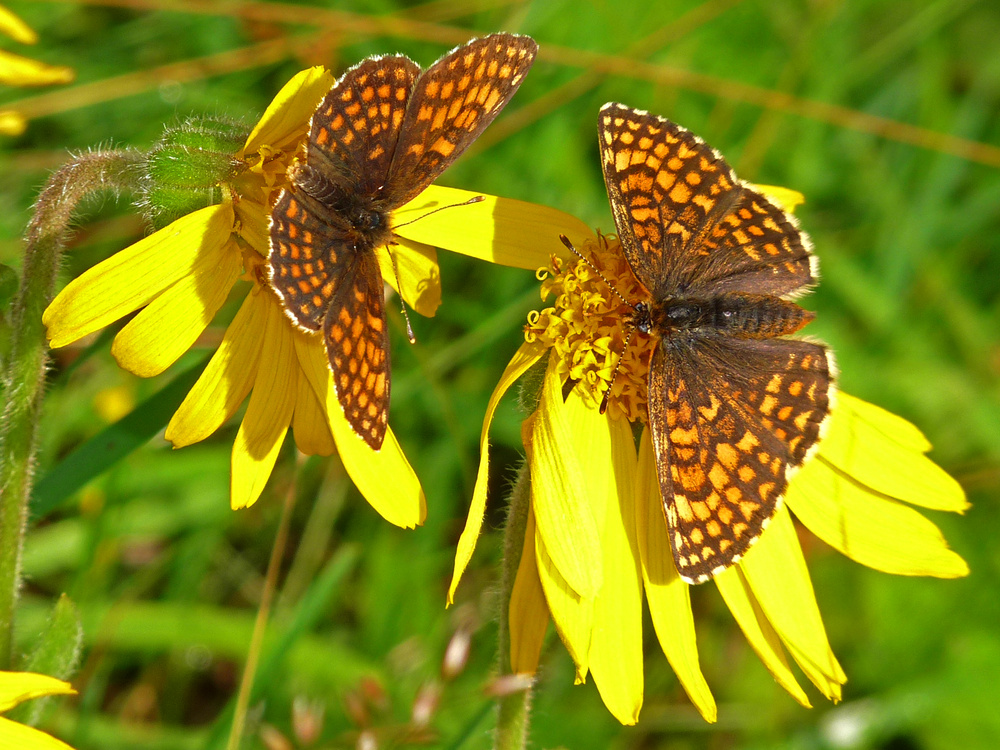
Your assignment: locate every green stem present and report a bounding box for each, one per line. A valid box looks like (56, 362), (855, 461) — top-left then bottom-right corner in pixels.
(0, 149), (142, 668)
(494, 463), (533, 750)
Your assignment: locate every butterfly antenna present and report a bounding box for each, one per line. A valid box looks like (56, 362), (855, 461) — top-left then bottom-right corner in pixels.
(556, 235), (638, 415)
(387, 246), (416, 344)
(558, 235), (630, 306)
(599, 323), (637, 414)
(392, 195), (485, 230)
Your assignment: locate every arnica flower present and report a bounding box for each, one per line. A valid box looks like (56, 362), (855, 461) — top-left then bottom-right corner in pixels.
(449, 188), (969, 724)
(0, 4), (74, 135)
(42, 66), (587, 520)
(0, 671), (77, 749)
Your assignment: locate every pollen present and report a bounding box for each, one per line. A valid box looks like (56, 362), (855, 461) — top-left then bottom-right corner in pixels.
(523, 234), (656, 423)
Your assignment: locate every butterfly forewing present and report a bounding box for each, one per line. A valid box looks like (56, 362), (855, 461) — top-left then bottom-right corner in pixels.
(598, 102), (815, 300)
(386, 33), (538, 206)
(308, 56), (421, 194)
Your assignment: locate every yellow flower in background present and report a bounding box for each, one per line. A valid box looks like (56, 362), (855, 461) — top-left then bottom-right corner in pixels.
(0, 4), (74, 136)
(449, 194), (969, 725)
(0, 671), (77, 750)
(43, 67), (587, 519)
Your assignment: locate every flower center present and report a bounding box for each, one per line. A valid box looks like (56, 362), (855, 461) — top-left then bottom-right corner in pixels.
(524, 234), (656, 423)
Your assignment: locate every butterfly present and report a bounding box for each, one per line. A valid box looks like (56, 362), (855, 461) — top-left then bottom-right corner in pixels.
(269, 33), (538, 449)
(597, 102), (835, 583)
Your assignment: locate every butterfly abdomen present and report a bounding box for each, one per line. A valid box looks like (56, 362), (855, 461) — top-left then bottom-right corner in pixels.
(652, 293), (814, 339)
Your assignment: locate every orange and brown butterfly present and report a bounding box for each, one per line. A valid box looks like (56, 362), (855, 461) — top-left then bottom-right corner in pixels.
(597, 102), (835, 583)
(268, 33), (538, 450)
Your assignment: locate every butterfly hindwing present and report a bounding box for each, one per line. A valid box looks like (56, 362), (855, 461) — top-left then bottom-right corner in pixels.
(322, 247), (390, 450)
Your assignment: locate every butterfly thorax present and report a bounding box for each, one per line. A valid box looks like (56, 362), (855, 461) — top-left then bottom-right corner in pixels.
(290, 162), (394, 250)
(648, 293), (814, 340)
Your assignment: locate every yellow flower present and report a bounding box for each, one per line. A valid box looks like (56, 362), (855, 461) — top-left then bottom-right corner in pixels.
(0, 671), (77, 750)
(449, 189), (969, 725)
(0, 5), (74, 135)
(42, 67), (587, 519)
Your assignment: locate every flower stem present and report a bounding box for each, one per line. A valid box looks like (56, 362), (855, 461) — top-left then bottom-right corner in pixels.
(227, 451), (299, 750)
(494, 463), (533, 750)
(0, 148), (142, 668)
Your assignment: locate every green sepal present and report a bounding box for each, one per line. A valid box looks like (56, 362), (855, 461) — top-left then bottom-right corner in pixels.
(140, 116), (250, 229)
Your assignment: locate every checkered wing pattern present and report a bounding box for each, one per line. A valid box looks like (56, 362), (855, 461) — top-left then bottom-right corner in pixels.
(308, 55), (421, 196)
(269, 188), (348, 332)
(322, 247), (390, 449)
(386, 33), (538, 206)
(647, 337), (832, 583)
(598, 102), (814, 300)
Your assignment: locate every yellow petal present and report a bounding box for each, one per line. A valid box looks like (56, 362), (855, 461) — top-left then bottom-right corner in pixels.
(294, 329), (426, 528)
(235, 198), (271, 256)
(0, 49), (73, 87)
(0, 671), (75, 711)
(535, 523), (592, 683)
(44, 204), (234, 348)
(0, 110), (26, 136)
(292, 371), (336, 456)
(111, 240), (242, 377)
(165, 290), (265, 447)
(449, 341), (544, 602)
(509, 501), (550, 674)
(243, 67), (334, 155)
(376, 238), (441, 318)
(714, 566), (811, 707)
(740, 506), (846, 701)
(635, 429), (717, 723)
(588, 416), (643, 726)
(820, 393), (968, 512)
(530, 359), (603, 598)
(0, 7), (38, 44)
(754, 185), (805, 213)
(395, 186), (593, 270)
(230, 301), (297, 509)
(787, 457), (969, 578)
(0, 717), (75, 750)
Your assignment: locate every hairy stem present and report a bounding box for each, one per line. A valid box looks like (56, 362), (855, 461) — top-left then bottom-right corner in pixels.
(0, 148), (142, 667)
(494, 464), (533, 750)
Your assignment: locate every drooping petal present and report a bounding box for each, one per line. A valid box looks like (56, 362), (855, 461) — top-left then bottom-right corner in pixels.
(0, 49), (73, 86)
(787, 457), (969, 578)
(44, 204), (234, 348)
(714, 566), (811, 707)
(294, 329), (426, 528)
(535, 524), (593, 683)
(111, 239), (242, 376)
(394, 186), (593, 270)
(0, 717), (75, 750)
(231, 300), (298, 509)
(0, 671), (75, 711)
(740, 507), (846, 701)
(449, 341), (544, 602)
(588, 416), (643, 726)
(635, 429), (717, 723)
(509, 498), (549, 674)
(292, 371), (337, 457)
(530, 360), (603, 599)
(819, 393), (968, 512)
(242, 67), (335, 156)
(165, 290), (267, 447)
(376, 238), (442, 318)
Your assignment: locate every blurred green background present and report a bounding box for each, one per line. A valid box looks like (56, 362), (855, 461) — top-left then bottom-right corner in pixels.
(2, 0), (998, 748)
